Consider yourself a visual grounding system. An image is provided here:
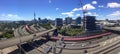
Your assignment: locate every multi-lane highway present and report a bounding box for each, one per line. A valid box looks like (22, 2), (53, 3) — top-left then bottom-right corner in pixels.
(0, 25), (120, 54)
(22, 26), (30, 35)
(103, 26), (120, 32)
(58, 33), (118, 49)
(107, 45), (120, 54)
(0, 24), (55, 54)
(0, 24), (56, 54)
(55, 33), (120, 54)
(16, 24), (55, 54)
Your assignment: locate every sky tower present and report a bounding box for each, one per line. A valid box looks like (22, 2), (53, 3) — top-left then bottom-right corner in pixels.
(34, 12), (37, 24)
(34, 12), (36, 20)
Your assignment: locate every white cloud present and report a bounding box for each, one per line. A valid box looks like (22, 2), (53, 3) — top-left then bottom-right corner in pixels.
(86, 12), (92, 15)
(46, 16), (52, 19)
(86, 12), (99, 16)
(76, 14), (80, 17)
(56, 8), (59, 10)
(72, 8), (81, 12)
(61, 11), (74, 17)
(62, 4), (95, 17)
(98, 5), (104, 8)
(107, 2), (120, 8)
(49, 0), (51, 3)
(106, 11), (120, 20)
(92, 1), (97, 4)
(0, 14), (26, 20)
(72, 4), (95, 12)
(94, 13), (99, 16)
(83, 4), (96, 10)
(107, 11), (120, 16)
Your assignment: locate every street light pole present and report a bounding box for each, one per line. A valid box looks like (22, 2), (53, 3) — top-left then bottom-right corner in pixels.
(18, 36), (22, 54)
(52, 41), (56, 54)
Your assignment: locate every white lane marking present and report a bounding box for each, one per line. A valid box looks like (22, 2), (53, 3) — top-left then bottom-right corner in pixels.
(113, 38), (117, 41)
(109, 40), (112, 43)
(71, 42), (76, 46)
(102, 41), (107, 46)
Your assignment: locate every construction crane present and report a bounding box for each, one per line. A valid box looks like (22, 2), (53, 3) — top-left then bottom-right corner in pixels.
(79, 0), (87, 31)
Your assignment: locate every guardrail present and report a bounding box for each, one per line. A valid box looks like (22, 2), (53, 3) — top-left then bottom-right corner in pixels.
(51, 32), (111, 41)
(25, 24), (34, 34)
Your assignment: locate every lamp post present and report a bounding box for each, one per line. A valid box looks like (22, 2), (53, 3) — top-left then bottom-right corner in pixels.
(52, 41), (56, 54)
(18, 36), (22, 54)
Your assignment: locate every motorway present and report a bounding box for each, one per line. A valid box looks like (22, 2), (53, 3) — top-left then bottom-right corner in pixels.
(22, 26), (30, 35)
(30, 24), (38, 32)
(104, 26), (120, 32)
(0, 24), (56, 54)
(62, 33), (118, 48)
(107, 46), (120, 54)
(89, 35), (120, 54)
(13, 26), (120, 54)
(15, 24), (54, 54)
(0, 25), (120, 54)
(55, 33), (120, 54)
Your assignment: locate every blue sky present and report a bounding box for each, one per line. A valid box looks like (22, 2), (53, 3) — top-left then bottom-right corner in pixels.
(0, 0), (120, 21)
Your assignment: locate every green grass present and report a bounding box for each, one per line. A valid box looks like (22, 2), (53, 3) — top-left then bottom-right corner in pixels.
(58, 28), (83, 36)
(2, 30), (14, 38)
(40, 23), (52, 29)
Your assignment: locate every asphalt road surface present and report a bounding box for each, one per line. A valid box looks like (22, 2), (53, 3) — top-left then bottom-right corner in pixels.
(107, 45), (120, 54)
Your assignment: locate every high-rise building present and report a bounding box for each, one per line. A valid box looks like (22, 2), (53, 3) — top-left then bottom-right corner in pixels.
(106, 19), (109, 22)
(55, 18), (63, 26)
(76, 17), (81, 25)
(33, 12), (37, 24)
(42, 18), (48, 24)
(38, 17), (41, 23)
(65, 17), (72, 25)
(85, 16), (96, 31)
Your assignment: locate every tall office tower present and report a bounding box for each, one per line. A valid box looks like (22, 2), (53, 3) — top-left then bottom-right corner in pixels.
(38, 17), (41, 23)
(65, 17), (72, 25)
(85, 16), (96, 31)
(76, 17), (81, 25)
(34, 12), (37, 24)
(55, 18), (63, 27)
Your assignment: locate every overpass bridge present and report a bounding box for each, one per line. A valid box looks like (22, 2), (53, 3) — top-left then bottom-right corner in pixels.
(0, 26), (120, 49)
(0, 25), (120, 54)
(103, 26), (120, 33)
(0, 25), (56, 49)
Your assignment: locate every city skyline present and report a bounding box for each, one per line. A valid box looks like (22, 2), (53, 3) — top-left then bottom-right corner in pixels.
(0, 0), (120, 21)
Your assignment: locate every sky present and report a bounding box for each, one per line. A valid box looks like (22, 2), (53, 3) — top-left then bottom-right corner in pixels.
(0, 0), (120, 21)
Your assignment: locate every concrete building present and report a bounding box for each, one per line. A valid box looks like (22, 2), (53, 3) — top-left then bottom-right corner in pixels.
(106, 19), (109, 22)
(96, 24), (103, 31)
(55, 18), (63, 27)
(65, 17), (72, 25)
(38, 17), (41, 23)
(85, 16), (96, 31)
(41, 18), (48, 24)
(76, 17), (81, 25)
